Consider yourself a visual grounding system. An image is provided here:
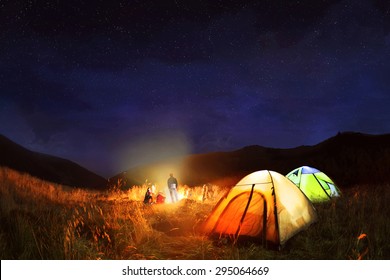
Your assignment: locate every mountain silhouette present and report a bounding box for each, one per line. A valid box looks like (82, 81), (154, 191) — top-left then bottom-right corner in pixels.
(2, 132), (389, 191)
(0, 134), (107, 190)
(111, 132), (390, 189)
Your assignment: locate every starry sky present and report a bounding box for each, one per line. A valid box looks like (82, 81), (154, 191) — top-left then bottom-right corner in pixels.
(1, 0), (389, 178)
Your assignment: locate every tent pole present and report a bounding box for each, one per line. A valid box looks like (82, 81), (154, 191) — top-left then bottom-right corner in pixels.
(268, 171), (280, 247)
(234, 183), (255, 244)
(313, 174), (332, 199)
(262, 198), (267, 248)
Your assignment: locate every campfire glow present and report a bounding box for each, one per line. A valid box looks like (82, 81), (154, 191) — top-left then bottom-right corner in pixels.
(143, 183), (215, 204)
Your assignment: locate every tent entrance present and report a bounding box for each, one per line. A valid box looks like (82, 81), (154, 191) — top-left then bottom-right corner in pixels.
(212, 185), (268, 245)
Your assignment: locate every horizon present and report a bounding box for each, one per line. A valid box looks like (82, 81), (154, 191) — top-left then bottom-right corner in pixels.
(1, 130), (388, 179)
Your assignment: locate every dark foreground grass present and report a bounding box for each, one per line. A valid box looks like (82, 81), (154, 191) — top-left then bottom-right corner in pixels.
(0, 167), (388, 260)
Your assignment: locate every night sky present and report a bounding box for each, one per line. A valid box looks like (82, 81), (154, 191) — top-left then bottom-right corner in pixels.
(1, 0), (389, 178)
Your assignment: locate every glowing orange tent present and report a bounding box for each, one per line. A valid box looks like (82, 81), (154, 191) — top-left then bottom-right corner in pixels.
(201, 170), (318, 248)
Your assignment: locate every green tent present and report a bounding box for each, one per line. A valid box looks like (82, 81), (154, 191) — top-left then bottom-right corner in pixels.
(286, 166), (341, 203)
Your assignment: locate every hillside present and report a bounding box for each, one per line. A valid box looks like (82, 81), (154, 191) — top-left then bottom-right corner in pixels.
(2, 131), (389, 191)
(112, 132), (390, 189)
(2, 166), (388, 260)
(0, 134), (108, 190)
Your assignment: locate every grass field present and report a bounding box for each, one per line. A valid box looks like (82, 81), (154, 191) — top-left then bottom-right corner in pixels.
(0, 166), (388, 260)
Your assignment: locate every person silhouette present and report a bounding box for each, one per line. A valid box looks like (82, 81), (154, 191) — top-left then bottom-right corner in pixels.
(143, 187), (153, 204)
(167, 173), (179, 203)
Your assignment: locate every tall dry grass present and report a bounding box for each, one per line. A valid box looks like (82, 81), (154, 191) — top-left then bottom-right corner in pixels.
(0, 166), (388, 260)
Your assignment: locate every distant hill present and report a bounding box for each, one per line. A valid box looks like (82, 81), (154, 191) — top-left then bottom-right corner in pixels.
(0, 134), (108, 190)
(111, 132), (390, 189)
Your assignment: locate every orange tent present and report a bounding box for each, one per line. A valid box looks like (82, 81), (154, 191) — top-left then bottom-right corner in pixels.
(201, 170), (318, 248)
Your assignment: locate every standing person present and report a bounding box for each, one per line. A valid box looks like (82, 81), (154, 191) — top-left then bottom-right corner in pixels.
(167, 173), (179, 203)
